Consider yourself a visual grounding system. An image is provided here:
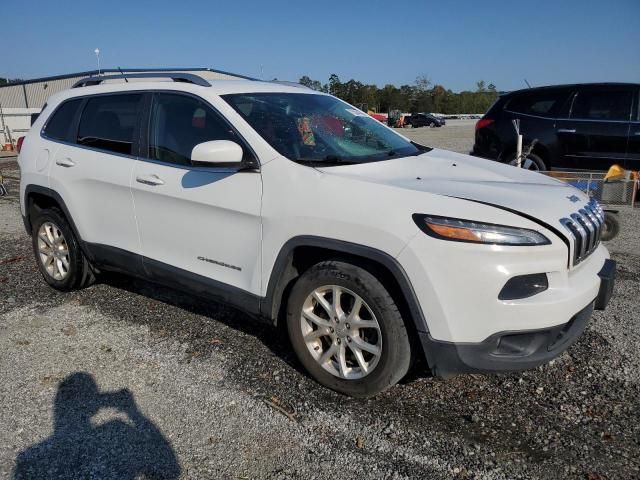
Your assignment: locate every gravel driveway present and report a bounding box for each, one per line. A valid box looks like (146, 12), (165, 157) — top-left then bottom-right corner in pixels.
(1, 150), (639, 479)
(395, 118), (477, 154)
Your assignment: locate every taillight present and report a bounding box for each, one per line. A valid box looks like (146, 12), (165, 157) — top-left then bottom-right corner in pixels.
(475, 118), (494, 130)
(16, 136), (25, 153)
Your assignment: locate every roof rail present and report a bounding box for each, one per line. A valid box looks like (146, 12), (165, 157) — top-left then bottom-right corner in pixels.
(72, 72), (211, 88)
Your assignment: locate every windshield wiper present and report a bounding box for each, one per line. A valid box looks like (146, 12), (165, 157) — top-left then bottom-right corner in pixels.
(323, 155), (349, 162)
(294, 155), (357, 166)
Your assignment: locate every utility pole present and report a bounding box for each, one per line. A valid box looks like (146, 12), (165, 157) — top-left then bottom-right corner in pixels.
(94, 48), (101, 75)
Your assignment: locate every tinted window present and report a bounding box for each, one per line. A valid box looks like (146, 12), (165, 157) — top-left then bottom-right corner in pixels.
(507, 91), (566, 116)
(149, 93), (240, 165)
(571, 89), (632, 121)
(77, 94), (143, 155)
(43, 99), (82, 141)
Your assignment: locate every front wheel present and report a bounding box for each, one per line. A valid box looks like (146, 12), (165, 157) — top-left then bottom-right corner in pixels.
(286, 261), (412, 397)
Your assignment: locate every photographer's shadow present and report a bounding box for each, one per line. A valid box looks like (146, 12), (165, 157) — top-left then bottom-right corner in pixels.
(12, 372), (180, 479)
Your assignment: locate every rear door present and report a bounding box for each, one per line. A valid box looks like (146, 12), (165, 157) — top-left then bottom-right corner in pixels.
(47, 93), (143, 264)
(555, 86), (633, 170)
(131, 91), (262, 296)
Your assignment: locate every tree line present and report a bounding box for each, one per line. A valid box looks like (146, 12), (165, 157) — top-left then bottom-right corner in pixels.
(0, 77), (24, 86)
(298, 74), (499, 115)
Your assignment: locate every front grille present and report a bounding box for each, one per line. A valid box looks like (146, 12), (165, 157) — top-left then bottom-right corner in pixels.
(560, 198), (604, 266)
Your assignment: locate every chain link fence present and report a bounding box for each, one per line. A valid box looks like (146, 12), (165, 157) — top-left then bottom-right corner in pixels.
(542, 170), (638, 207)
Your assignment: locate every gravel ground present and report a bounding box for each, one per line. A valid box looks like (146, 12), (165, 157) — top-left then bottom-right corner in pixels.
(1, 148), (639, 479)
(395, 119), (477, 154)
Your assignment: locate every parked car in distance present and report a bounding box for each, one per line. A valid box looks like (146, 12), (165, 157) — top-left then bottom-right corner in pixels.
(406, 113), (445, 128)
(18, 73), (615, 397)
(472, 83), (640, 171)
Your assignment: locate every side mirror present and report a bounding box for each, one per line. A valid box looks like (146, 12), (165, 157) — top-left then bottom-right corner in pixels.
(190, 140), (243, 166)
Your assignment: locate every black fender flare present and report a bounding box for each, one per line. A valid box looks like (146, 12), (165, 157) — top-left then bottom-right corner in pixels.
(23, 184), (92, 259)
(260, 235), (431, 339)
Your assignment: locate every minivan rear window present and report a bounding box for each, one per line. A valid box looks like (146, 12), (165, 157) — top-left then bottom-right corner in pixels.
(43, 99), (82, 141)
(506, 92), (566, 117)
(77, 94), (143, 155)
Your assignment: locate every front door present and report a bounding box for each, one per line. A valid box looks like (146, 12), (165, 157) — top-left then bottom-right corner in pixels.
(556, 86), (632, 171)
(131, 92), (262, 297)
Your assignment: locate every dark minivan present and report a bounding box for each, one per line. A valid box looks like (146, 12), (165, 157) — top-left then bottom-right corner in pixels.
(472, 83), (640, 171)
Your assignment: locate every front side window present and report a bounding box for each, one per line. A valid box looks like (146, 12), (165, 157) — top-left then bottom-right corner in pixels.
(43, 99), (82, 141)
(77, 94), (143, 155)
(223, 92), (423, 165)
(570, 89), (632, 121)
(148, 93), (240, 166)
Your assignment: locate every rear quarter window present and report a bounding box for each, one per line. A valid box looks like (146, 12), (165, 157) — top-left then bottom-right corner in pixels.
(506, 90), (568, 117)
(42, 99), (83, 141)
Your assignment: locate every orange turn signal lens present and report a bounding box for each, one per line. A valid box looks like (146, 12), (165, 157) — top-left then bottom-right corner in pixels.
(425, 223), (482, 242)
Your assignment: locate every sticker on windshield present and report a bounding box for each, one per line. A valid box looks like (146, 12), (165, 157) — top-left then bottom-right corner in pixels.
(297, 117), (316, 146)
(345, 108), (368, 117)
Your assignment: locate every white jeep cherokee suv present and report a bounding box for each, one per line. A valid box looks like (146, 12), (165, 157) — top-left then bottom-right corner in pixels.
(18, 73), (615, 397)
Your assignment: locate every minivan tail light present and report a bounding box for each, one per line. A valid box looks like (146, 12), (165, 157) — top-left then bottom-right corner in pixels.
(475, 118), (494, 130)
(16, 136), (25, 153)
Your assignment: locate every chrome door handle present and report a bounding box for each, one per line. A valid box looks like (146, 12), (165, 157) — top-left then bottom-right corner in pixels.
(557, 129), (576, 133)
(136, 174), (165, 186)
(55, 158), (76, 168)
(634, 131), (640, 136)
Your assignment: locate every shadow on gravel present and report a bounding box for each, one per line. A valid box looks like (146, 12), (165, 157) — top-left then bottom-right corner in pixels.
(98, 272), (310, 375)
(11, 372), (180, 480)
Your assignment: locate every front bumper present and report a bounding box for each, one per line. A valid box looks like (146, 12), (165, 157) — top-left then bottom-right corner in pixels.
(421, 259), (616, 377)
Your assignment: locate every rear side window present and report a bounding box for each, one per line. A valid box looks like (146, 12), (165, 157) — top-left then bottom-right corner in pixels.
(570, 89), (632, 121)
(43, 99), (82, 141)
(506, 91), (566, 117)
(77, 94), (143, 155)
(148, 93), (240, 165)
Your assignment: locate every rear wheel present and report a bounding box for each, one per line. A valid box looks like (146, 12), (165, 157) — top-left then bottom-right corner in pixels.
(286, 261), (412, 397)
(31, 208), (95, 291)
(508, 152), (546, 171)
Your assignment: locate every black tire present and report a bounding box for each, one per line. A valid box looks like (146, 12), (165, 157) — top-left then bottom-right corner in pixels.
(31, 207), (95, 291)
(601, 212), (620, 241)
(429, 122), (435, 128)
(508, 152), (547, 171)
(286, 261), (412, 397)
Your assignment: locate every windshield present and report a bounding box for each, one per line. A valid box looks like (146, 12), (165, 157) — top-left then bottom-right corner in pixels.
(222, 92), (426, 165)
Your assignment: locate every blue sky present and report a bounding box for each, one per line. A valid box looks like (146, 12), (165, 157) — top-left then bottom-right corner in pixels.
(4, 0), (639, 92)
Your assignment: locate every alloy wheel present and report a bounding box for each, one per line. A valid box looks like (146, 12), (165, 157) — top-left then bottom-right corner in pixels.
(37, 222), (70, 281)
(300, 285), (382, 379)
(509, 157), (540, 171)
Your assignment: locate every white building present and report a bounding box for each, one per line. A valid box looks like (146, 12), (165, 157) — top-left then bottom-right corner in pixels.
(0, 67), (249, 146)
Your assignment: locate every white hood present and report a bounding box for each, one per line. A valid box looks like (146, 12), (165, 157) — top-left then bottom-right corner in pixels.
(319, 148), (589, 231)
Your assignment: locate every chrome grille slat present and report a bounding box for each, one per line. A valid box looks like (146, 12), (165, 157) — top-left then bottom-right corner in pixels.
(560, 199), (603, 266)
(586, 207), (603, 242)
(569, 213), (588, 259)
(578, 209), (596, 251)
